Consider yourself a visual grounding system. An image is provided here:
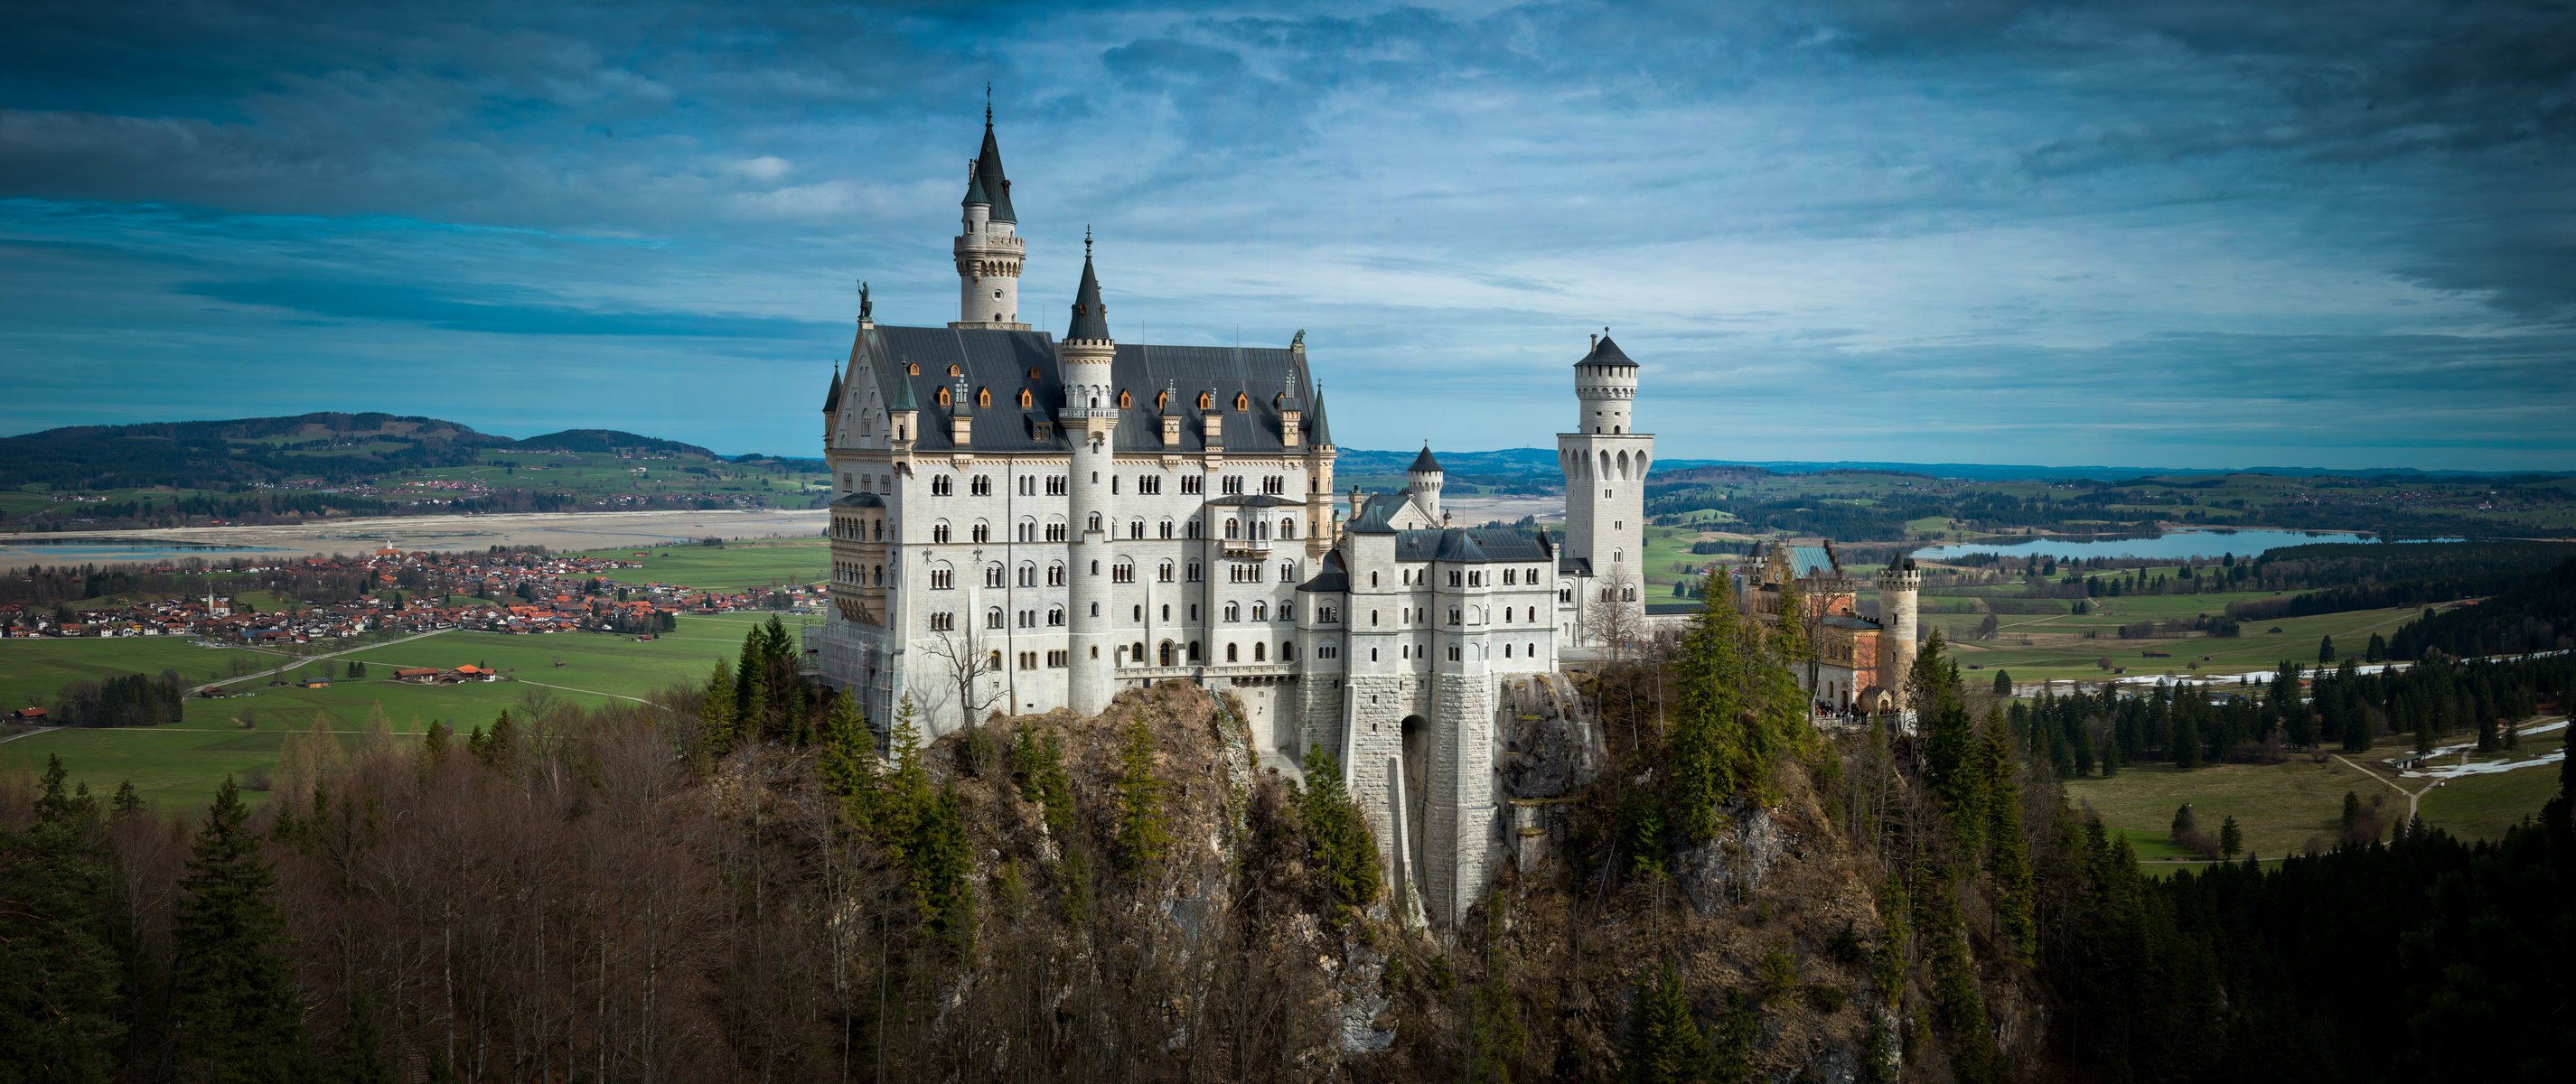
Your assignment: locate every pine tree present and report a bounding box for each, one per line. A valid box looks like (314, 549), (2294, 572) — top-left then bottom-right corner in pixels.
(2318, 635), (2336, 663)
(698, 660), (738, 760)
(2218, 815), (2243, 859)
(1624, 958), (1712, 1084)
(814, 689), (874, 801)
(172, 776), (313, 1081)
(0, 756), (125, 1081)
(1993, 669), (2012, 696)
(1110, 715), (1170, 877)
(1981, 715), (2035, 964)
(1916, 631), (1986, 857)
(1667, 572), (1750, 843)
(110, 779), (145, 818)
(1298, 744), (1383, 923)
(913, 785), (976, 955)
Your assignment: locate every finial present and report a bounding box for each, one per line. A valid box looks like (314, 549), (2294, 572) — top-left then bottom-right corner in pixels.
(1084, 225), (1092, 259)
(985, 83), (992, 126)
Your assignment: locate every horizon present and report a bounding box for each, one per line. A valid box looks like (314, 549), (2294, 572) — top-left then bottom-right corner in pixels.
(3, 2), (2571, 472)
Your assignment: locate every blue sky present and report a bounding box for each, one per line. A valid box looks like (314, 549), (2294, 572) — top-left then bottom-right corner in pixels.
(2, 1), (2570, 470)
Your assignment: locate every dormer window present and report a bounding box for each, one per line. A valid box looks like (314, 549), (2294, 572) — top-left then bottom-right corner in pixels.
(1027, 366), (1041, 379)
(1197, 391), (1213, 410)
(1233, 393), (1249, 412)
(976, 388), (991, 408)
(907, 362), (921, 376)
(935, 387), (951, 407)
(1118, 389), (1133, 409)
(947, 364), (962, 378)
(1157, 389), (1171, 412)
(1018, 388), (1033, 409)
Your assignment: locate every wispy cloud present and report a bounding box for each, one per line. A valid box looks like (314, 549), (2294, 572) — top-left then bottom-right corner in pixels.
(0, 0), (2568, 468)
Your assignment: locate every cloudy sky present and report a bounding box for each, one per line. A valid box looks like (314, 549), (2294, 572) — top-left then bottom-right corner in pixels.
(3, 1), (2570, 470)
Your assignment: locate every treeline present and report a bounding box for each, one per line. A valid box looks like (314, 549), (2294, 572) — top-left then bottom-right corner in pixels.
(41, 671), (188, 728)
(2390, 556), (2576, 660)
(2010, 653), (2572, 775)
(0, 619), (1392, 1080)
(2053, 739), (2576, 1080)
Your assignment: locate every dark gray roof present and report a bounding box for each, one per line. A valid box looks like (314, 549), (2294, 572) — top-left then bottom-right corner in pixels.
(974, 119), (1015, 222)
(1067, 253), (1110, 342)
(1822, 614), (1881, 631)
(1645, 602), (1703, 616)
(1410, 445), (1443, 473)
(1393, 527), (1550, 564)
(822, 369), (842, 413)
(1348, 492), (1404, 534)
(831, 492), (885, 508)
(861, 324), (1316, 455)
(1307, 387), (1333, 445)
(1559, 556), (1594, 578)
(1207, 494), (1305, 508)
(1577, 334), (1636, 369)
(961, 164), (989, 208)
(1296, 549), (1350, 593)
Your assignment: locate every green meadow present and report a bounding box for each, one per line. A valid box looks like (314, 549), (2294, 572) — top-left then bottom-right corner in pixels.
(0, 613), (811, 810)
(565, 537), (828, 591)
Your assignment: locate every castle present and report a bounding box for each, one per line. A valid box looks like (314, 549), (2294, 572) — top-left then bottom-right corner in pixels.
(814, 109), (1662, 925)
(1733, 540), (1922, 715)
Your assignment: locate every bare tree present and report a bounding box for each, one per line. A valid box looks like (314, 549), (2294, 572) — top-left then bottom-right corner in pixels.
(923, 621), (1001, 734)
(1581, 559), (1645, 665)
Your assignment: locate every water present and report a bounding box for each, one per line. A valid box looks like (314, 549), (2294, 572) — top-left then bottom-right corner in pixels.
(0, 538), (287, 565)
(1913, 528), (2385, 564)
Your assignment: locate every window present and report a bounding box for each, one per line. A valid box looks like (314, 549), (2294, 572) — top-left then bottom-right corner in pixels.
(1159, 519), (1176, 539)
(1226, 643), (1240, 663)
(1279, 561), (1297, 583)
(1018, 388), (1033, 409)
(1318, 606), (1339, 623)
(1112, 561), (1134, 584)
(1262, 475), (1285, 495)
(1251, 603), (1268, 621)
(1044, 521), (1068, 542)
(1224, 518), (1241, 539)
(935, 386), (951, 408)
(1017, 651), (1036, 670)
(932, 522), (951, 544)
(1047, 606), (1065, 627)
(1223, 603), (1241, 622)
(930, 568), (954, 590)
(1280, 517), (1297, 539)
(1132, 605), (1142, 622)
(1118, 389), (1133, 408)
(990, 649), (1003, 671)
(970, 474), (991, 496)
(1233, 392), (1248, 412)
(1138, 474), (1161, 494)
(1129, 519), (1145, 539)
(1047, 563), (1066, 586)
(1503, 569), (1516, 585)
(1180, 475), (1204, 495)
(1018, 609), (1035, 628)
(1186, 562), (1203, 582)
(931, 475), (952, 496)
(1018, 476), (1035, 496)
(1196, 391), (1213, 411)
(1017, 564), (1035, 587)
(1046, 475), (1068, 496)
(1222, 475), (1245, 495)
(929, 611), (955, 631)
(1448, 607), (1461, 625)
(1087, 512), (1103, 534)
(986, 607), (1004, 629)
(1187, 520), (1203, 539)
(1158, 560), (1175, 583)
(1252, 642), (1267, 662)
(970, 521), (990, 543)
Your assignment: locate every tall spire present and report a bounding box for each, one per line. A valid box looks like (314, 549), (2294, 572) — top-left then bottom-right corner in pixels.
(1067, 228), (1110, 342)
(973, 92), (1015, 223)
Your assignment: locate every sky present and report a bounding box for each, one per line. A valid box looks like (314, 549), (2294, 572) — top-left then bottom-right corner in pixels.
(1, 1), (2571, 471)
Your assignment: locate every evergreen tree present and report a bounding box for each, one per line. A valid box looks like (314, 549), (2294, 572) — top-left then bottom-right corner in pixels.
(1110, 715), (1171, 877)
(1992, 669), (2012, 696)
(110, 779), (145, 818)
(698, 660), (738, 760)
(1981, 715), (2036, 964)
(473, 709), (519, 771)
(2171, 711), (2203, 770)
(2218, 815), (2243, 859)
(0, 756), (124, 1082)
(1624, 959), (1711, 1084)
(172, 776), (313, 1081)
(329, 991), (392, 1084)
(913, 785), (976, 955)
(1915, 631), (1985, 858)
(1297, 745), (1383, 923)
(1666, 572), (1750, 844)
(2318, 635), (2336, 663)
(814, 690), (873, 802)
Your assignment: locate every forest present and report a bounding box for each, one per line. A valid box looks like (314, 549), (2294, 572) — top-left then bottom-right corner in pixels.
(4, 599), (2571, 1081)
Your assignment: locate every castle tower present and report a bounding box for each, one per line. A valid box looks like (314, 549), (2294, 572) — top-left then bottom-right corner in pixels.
(952, 98), (1026, 330)
(1559, 332), (1653, 638)
(1877, 559), (1922, 707)
(1406, 444), (1445, 523)
(1061, 235), (1119, 715)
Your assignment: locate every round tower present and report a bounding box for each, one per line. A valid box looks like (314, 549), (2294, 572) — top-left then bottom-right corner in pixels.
(1877, 559), (1922, 707)
(1557, 330), (1653, 644)
(1575, 330), (1639, 436)
(952, 99), (1026, 329)
(1061, 235), (1119, 716)
(1406, 444), (1444, 523)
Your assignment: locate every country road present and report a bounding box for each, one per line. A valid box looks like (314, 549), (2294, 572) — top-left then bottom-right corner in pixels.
(211, 627), (457, 688)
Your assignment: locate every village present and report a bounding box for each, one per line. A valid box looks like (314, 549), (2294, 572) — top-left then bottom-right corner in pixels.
(0, 544), (823, 643)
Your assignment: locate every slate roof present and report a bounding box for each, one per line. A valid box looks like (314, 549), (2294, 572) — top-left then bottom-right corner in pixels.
(1347, 491), (1405, 534)
(1392, 527), (1550, 564)
(822, 368), (842, 413)
(1207, 494), (1306, 508)
(1410, 445), (1443, 473)
(972, 117), (1015, 222)
(1645, 602), (1705, 616)
(1296, 549), (1351, 593)
(1560, 556), (1594, 578)
(831, 492), (885, 508)
(860, 324), (1315, 455)
(1788, 544), (1840, 580)
(1577, 334), (1636, 369)
(1066, 253), (1110, 342)
(1307, 386), (1334, 445)
(1822, 614), (1881, 631)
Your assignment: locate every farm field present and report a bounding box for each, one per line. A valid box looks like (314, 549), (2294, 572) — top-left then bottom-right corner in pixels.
(565, 537), (827, 591)
(0, 637), (276, 709)
(2064, 726), (2565, 868)
(1934, 598), (2421, 687)
(0, 613), (812, 811)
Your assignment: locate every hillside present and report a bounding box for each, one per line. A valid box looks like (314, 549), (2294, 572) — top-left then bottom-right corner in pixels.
(0, 413), (825, 530)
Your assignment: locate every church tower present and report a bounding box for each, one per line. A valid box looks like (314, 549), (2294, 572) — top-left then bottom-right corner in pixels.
(1559, 332), (1653, 638)
(952, 98), (1026, 330)
(1062, 235), (1119, 715)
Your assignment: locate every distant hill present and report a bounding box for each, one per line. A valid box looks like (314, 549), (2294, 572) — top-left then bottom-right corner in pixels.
(515, 429), (716, 458)
(1336, 448), (2576, 487)
(0, 413), (733, 493)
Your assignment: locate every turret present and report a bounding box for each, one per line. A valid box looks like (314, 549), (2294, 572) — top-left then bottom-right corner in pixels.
(1574, 329), (1639, 435)
(1407, 444), (1444, 522)
(1558, 329), (1654, 646)
(1060, 235), (1119, 716)
(952, 96), (1026, 329)
(1877, 559), (1922, 707)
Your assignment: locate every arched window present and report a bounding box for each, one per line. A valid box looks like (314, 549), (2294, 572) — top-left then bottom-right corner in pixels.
(1251, 603), (1268, 621)
(1226, 643), (1240, 663)
(1157, 560), (1175, 583)
(984, 563), (1004, 587)
(1156, 389), (1170, 412)
(1196, 391), (1213, 410)
(906, 362), (920, 376)
(1223, 603), (1241, 621)
(1253, 641), (1266, 662)
(1188, 641), (1202, 662)
(1233, 392), (1248, 412)
(976, 387), (991, 408)
(1047, 605), (1065, 626)
(1087, 512), (1102, 533)
(1281, 517), (1297, 539)
(935, 386), (951, 407)
(986, 607), (1004, 629)
(1018, 388), (1033, 409)
(1281, 641), (1295, 662)
(932, 521), (951, 544)
(1118, 389), (1133, 409)
(1129, 519), (1146, 539)
(1224, 518), (1240, 539)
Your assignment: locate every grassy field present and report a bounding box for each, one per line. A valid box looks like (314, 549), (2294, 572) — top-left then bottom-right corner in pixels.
(0, 637), (277, 709)
(1931, 591), (2421, 687)
(566, 538), (827, 591)
(2064, 726), (2566, 871)
(0, 613), (814, 811)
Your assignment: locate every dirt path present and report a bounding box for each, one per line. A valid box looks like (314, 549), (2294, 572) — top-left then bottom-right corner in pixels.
(210, 628), (455, 688)
(2331, 752), (2430, 820)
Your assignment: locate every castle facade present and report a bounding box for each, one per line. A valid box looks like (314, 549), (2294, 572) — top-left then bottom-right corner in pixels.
(817, 111), (1650, 924)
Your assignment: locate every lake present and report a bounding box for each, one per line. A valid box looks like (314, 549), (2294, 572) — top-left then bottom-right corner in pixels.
(0, 538), (287, 568)
(1913, 528), (2386, 564)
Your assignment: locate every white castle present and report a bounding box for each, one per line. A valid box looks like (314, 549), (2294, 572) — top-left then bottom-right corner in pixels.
(817, 109), (1653, 924)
